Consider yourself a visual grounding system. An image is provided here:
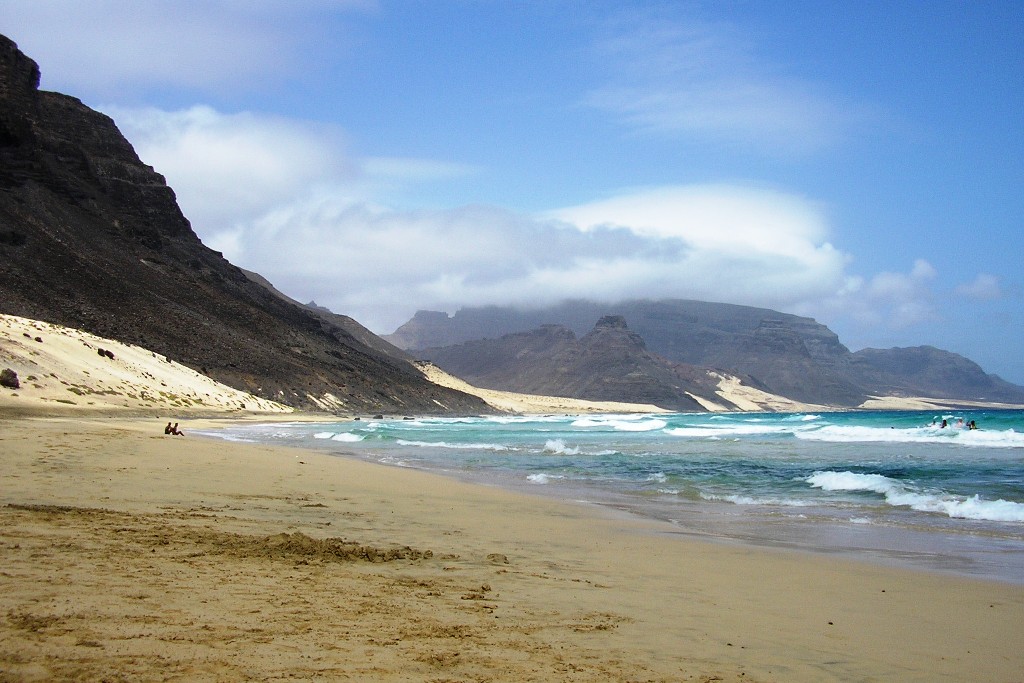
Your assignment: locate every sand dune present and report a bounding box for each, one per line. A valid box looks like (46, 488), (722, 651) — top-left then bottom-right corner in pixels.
(0, 314), (291, 415)
(417, 361), (671, 414)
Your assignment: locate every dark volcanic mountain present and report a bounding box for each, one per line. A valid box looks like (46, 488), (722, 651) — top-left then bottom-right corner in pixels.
(389, 301), (1024, 407)
(0, 36), (488, 414)
(847, 346), (1024, 402)
(419, 315), (743, 411)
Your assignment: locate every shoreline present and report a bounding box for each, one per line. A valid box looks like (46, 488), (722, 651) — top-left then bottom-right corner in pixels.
(200, 411), (1024, 586)
(2, 414), (1022, 681)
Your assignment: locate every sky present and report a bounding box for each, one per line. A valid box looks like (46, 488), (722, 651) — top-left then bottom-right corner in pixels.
(3, 0), (1023, 383)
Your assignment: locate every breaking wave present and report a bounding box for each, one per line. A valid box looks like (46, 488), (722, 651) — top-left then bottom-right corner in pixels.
(806, 471), (1024, 522)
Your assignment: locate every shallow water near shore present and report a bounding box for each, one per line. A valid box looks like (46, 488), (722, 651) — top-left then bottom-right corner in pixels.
(200, 409), (1024, 583)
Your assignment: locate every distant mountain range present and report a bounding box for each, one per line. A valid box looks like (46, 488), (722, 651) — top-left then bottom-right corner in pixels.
(0, 35), (487, 414)
(410, 314), (751, 411)
(387, 301), (1024, 409)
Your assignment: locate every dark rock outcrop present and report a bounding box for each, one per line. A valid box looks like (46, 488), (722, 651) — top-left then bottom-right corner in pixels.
(0, 35), (488, 414)
(0, 368), (18, 389)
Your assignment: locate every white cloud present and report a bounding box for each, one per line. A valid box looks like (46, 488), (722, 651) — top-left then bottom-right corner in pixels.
(0, 0), (372, 98)
(954, 273), (1003, 300)
(817, 259), (939, 329)
(587, 13), (869, 155)
(105, 105), (357, 234)
(361, 157), (479, 183)
(107, 105), (484, 242)
(550, 185), (831, 257)
(212, 176), (853, 332)
(95, 103), (937, 338)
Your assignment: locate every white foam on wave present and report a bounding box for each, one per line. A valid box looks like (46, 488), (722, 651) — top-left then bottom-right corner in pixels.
(957, 428), (1024, 448)
(396, 439), (511, 451)
(571, 417), (667, 431)
(701, 492), (815, 507)
(197, 431), (257, 443)
(797, 425), (939, 444)
(806, 471), (1024, 522)
(797, 425), (1024, 448)
(665, 424), (796, 438)
(527, 473), (566, 484)
(330, 433), (364, 442)
(778, 413), (821, 422)
(543, 439), (580, 455)
(258, 430), (301, 439)
(313, 432), (336, 439)
(487, 414), (569, 424)
(807, 471), (897, 494)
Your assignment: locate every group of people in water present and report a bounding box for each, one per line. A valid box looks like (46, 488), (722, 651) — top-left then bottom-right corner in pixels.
(164, 422), (184, 436)
(935, 417), (978, 430)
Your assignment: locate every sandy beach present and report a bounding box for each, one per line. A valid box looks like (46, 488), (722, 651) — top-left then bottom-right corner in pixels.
(1, 415), (1022, 682)
(3, 314), (1023, 680)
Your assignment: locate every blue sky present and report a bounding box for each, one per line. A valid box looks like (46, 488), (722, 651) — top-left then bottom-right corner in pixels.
(3, 1), (1023, 383)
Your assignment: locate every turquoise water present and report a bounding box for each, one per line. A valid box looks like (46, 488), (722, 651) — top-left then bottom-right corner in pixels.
(202, 409), (1024, 583)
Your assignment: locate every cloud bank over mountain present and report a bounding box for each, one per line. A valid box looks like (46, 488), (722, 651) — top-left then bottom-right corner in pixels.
(111, 105), (946, 337)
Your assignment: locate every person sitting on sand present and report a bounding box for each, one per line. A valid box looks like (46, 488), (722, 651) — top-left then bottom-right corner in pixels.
(164, 422), (173, 435)
(164, 422), (184, 436)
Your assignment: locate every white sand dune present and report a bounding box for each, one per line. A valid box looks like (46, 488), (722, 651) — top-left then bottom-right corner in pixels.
(416, 361), (671, 414)
(420, 361), (831, 414)
(0, 314), (291, 415)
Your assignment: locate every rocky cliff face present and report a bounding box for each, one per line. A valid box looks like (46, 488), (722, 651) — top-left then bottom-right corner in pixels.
(389, 300), (1024, 407)
(0, 35), (488, 414)
(389, 300), (865, 405)
(848, 346), (1024, 402)
(418, 315), (735, 411)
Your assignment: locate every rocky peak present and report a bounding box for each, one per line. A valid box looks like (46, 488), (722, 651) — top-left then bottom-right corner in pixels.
(0, 36), (40, 127)
(582, 315), (646, 352)
(595, 314), (628, 330)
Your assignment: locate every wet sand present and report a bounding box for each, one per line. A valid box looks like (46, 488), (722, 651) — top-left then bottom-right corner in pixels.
(1, 415), (1022, 682)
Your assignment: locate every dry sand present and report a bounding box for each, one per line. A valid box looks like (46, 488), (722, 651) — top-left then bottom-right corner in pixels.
(3, 314), (1023, 680)
(1, 415), (1022, 682)
(418, 362), (831, 415)
(0, 314), (292, 416)
(416, 362), (671, 414)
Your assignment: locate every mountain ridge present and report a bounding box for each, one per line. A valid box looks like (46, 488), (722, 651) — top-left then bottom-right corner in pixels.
(389, 301), (1024, 408)
(0, 35), (489, 415)
(419, 315), (719, 411)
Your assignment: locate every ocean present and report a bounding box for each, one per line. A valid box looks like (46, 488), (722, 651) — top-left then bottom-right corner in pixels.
(200, 409), (1024, 584)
